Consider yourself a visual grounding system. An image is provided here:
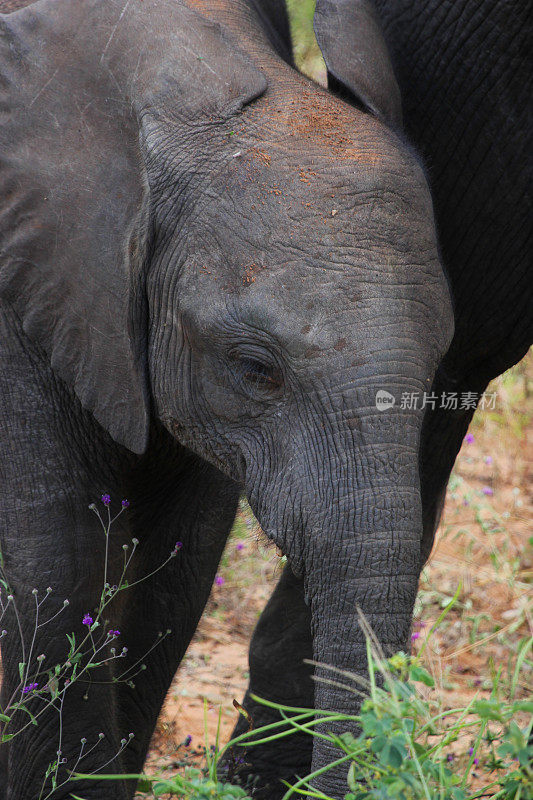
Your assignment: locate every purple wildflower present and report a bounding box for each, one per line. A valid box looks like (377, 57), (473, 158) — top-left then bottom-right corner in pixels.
(468, 747), (474, 757)
(482, 486), (494, 496)
(82, 613), (93, 627)
(485, 456), (493, 465)
(447, 753), (454, 763)
(464, 433), (475, 444)
(108, 629), (120, 638)
(236, 542), (244, 551)
(184, 734), (192, 747)
(101, 493), (111, 506)
(411, 631), (420, 641)
(473, 677), (482, 687)
(175, 541), (183, 550)
(215, 575), (225, 587)
(121, 499), (130, 509)
(473, 757), (479, 766)
(23, 682), (38, 694)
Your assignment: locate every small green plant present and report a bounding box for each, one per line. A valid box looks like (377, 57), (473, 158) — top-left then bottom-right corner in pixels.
(0, 495), (182, 799)
(216, 604), (532, 800)
(76, 702), (252, 799)
(322, 646), (532, 800)
(76, 768), (251, 799)
(120, 606), (531, 800)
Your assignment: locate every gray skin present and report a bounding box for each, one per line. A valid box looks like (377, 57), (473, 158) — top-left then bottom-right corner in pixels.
(227, 0), (532, 795)
(0, 0), (497, 798)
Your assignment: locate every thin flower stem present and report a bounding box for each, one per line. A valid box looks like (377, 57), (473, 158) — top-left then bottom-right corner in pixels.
(69, 738), (87, 774)
(101, 519), (110, 615)
(53, 693), (66, 788)
(0, 592), (33, 716)
(21, 592), (40, 701)
(75, 734), (105, 763)
(116, 631), (170, 681)
(118, 552), (177, 591)
(280, 753), (353, 800)
(37, 604), (69, 629)
(76, 738), (130, 776)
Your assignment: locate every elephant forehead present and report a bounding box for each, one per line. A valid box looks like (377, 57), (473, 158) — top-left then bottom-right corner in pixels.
(176, 245), (448, 360)
(182, 161), (441, 287)
(215, 134), (424, 207)
(183, 128), (438, 261)
(256, 92), (399, 167)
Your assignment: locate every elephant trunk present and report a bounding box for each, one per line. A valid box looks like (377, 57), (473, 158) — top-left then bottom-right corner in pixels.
(303, 450), (422, 796)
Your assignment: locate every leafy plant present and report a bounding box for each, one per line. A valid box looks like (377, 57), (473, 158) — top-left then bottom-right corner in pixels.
(73, 768), (251, 799)
(217, 605), (532, 800)
(122, 598), (530, 800)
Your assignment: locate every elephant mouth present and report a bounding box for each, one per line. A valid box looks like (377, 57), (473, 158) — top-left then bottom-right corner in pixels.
(263, 532), (300, 575)
(279, 547), (304, 579)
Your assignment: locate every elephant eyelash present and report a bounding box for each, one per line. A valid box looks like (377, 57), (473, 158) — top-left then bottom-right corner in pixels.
(232, 357), (283, 394)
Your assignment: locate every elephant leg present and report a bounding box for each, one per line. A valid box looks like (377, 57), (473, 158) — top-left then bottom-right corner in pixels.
(0, 531), (133, 800)
(222, 563), (314, 800)
(0, 306), (140, 798)
(0, 451), (238, 799)
(112, 462), (239, 774)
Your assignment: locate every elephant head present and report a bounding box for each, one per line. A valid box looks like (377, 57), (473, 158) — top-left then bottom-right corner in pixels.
(0, 0), (453, 794)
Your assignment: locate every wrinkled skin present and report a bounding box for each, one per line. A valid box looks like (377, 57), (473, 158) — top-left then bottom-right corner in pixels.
(0, 2), (528, 800)
(229, 1), (532, 795)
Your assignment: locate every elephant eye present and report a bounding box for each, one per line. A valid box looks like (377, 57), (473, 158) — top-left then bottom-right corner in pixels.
(235, 357), (283, 393)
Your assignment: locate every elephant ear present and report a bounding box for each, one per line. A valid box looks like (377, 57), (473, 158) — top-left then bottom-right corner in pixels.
(314, 0), (402, 128)
(0, 0), (266, 454)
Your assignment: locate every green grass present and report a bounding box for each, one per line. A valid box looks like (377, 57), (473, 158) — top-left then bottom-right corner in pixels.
(287, 0), (326, 82)
(103, 608), (532, 799)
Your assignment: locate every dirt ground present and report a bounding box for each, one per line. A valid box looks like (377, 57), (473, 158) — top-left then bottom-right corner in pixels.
(144, 354), (532, 782)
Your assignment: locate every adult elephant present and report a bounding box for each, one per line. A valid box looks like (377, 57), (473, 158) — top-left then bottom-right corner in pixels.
(0, 6), (524, 800)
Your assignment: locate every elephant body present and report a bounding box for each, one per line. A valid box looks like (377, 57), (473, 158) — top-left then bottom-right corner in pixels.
(374, 0), (533, 558)
(0, 1), (530, 798)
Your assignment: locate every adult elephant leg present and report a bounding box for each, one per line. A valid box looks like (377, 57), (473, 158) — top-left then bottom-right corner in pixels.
(419, 372), (484, 563)
(222, 563), (314, 799)
(0, 304), (140, 799)
(113, 452), (239, 775)
(0, 517), (132, 800)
